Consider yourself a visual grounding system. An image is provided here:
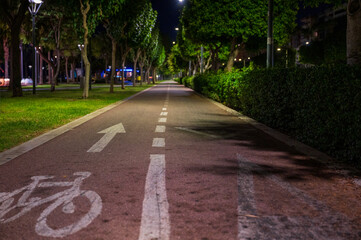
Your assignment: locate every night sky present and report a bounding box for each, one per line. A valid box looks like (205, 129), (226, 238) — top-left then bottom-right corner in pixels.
(150, 0), (182, 42)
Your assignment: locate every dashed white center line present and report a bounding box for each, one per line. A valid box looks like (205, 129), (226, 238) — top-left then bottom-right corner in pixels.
(139, 84), (171, 240)
(158, 118), (167, 123)
(155, 125), (166, 133)
(138, 154), (170, 240)
(152, 138), (165, 147)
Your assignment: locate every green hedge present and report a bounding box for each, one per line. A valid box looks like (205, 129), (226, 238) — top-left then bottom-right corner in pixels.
(182, 65), (361, 166)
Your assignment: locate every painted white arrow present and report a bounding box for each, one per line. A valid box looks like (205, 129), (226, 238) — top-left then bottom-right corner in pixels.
(87, 123), (126, 153)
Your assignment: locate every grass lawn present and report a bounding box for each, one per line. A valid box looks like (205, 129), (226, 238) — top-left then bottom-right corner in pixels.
(0, 84), (155, 152)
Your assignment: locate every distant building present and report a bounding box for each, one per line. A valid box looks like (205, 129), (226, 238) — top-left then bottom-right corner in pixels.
(292, 3), (347, 49)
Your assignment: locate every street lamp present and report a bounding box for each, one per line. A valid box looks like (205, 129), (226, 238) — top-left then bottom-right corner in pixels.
(78, 44), (84, 87)
(276, 47), (289, 68)
(29, 0), (43, 94)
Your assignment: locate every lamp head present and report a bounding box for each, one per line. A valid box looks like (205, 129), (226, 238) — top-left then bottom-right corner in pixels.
(29, 0), (43, 4)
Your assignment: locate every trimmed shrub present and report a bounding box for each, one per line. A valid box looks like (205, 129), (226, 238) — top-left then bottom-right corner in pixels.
(182, 65), (361, 166)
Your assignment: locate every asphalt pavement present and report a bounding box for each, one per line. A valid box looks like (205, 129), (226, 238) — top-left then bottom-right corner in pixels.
(0, 81), (360, 240)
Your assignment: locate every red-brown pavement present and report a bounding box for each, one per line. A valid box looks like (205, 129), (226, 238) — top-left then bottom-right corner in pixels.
(0, 81), (360, 240)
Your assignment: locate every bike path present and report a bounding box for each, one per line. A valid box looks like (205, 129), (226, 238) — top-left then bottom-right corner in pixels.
(1, 81), (361, 239)
(0, 83), (168, 239)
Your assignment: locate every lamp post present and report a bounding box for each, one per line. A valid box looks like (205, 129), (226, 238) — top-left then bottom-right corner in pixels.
(266, 0), (274, 68)
(78, 44), (84, 87)
(200, 45), (204, 74)
(29, 0), (43, 94)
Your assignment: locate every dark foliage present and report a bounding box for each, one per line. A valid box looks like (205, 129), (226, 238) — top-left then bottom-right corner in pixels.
(181, 65), (361, 166)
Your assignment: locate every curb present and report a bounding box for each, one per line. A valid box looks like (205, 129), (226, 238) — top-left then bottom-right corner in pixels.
(0, 86), (156, 166)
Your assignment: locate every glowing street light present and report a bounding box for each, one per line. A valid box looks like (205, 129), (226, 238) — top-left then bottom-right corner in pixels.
(29, 0), (43, 94)
(78, 44), (85, 77)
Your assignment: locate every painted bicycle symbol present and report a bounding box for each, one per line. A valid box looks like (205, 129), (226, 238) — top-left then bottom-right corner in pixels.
(0, 172), (102, 238)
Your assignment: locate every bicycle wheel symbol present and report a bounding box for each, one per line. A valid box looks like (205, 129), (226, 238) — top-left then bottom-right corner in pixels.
(36, 190), (102, 238)
(0, 172), (103, 238)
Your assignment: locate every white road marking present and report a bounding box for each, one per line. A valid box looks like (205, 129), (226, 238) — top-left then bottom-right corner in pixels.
(0, 172), (102, 238)
(87, 123), (126, 153)
(158, 118), (167, 123)
(162, 108), (167, 111)
(139, 154), (170, 240)
(236, 154), (355, 239)
(160, 112), (168, 116)
(237, 155), (258, 239)
(175, 127), (219, 139)
(152, 138), (165, 147)
(155, 125), (166, 133)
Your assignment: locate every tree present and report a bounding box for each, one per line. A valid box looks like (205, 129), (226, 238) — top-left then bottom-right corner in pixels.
(77, 0), (123, 98)
(129, 0), (157, 86)
(167, 44), (188, 75)
(0, 0), (29, 97)
(148, 27), (166, 83)
(103, 0), (136, 91)
(152, 45), (166, 83)
(176, 24), (213, 74)
(182, 0), (298, 72)
(37, 0), (74, 91)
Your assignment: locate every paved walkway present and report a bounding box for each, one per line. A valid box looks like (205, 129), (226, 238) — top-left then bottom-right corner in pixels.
(0, 81), (360, 239)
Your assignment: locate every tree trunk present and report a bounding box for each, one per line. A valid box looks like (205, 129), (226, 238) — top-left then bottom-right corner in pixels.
(193, 61), (198, 75)
(226, 38), (240, 72)
(80, 0), (90, 98)
(132, 48), (141, 87)
(51, 49), (61, 91)
(347, 0), (361, 65)
(10, 26), (22, 96)
(82, 48), (90, 98)
(145, 64), (151, 84)
(2, 0), (28, 96)
(3, 38), (9, 79)
(205, 54), (212, 71)
(152, 68), (157, 84)
(210, 45), (220, 72)
(120, 47), (130, 90)
(39, 56), (43, 84)
(133, 61), (137, 86)
(121, 61), (125, 89)
(48, 51), (52, 84)
(71, 61), (75, 82)
(139, 64), (143, 86)
(65, 56), (69, 84)
(110, 39), (116, 93)
(121, 68), (124, 89)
